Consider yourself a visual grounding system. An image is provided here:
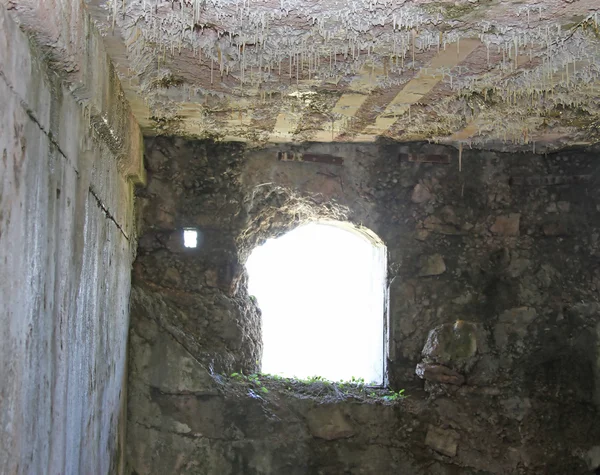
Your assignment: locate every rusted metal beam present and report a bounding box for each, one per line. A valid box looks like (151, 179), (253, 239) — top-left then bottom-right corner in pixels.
(278, 151), (344, 165)
(509, 174), (592, 186)
(399, 152), (450, 164)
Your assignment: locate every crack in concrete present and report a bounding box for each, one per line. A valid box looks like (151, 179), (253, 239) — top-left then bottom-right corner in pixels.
(0, 68), (78, 177)
(89, 186), (130, 241)
(1, 67), (131, 241)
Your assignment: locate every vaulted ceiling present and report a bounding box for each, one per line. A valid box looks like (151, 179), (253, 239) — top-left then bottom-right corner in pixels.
(86, 0), (600, 151)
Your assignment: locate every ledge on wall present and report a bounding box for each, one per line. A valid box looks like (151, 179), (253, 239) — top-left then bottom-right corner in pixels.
(1, 0), (146, 186)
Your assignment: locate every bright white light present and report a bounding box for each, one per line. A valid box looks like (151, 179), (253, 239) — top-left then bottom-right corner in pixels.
(246, 222), (386, 384)
(183, 229), (198, 248)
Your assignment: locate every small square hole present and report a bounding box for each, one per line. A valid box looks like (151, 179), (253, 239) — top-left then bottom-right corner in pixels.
(183, 229), (198, 248)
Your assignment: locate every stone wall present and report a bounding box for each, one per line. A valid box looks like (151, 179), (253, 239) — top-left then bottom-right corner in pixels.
(0, 4), (141, 474)
(129, 136), (600, 474)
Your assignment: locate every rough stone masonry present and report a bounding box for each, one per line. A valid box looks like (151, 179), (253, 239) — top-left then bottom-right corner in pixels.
(128, 137), (600, 474)
(3, 1), (600, 475)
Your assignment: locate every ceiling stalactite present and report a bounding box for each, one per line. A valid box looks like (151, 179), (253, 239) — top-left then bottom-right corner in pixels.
(87, 0), (600, 151)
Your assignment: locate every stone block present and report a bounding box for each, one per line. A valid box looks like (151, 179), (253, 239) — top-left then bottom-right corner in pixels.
(411, 183), (433, 203)
(422, 216), (463, 235)
(498, 307), (537, 325)
(418, 254), (446, 276)
(500, 397), (532, 422)
(542, 220), (570, 236)
(306, 406), (355, 440)
(490, 213), (520, 236)
(425, 425), (459, 457)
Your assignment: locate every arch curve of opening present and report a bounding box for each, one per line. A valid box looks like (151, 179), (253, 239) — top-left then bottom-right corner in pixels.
(245, 220), (387, 384)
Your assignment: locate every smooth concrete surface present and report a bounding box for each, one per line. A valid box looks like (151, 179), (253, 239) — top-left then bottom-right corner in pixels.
(0, 0), (145, 185)
(0, 5), (136, 474)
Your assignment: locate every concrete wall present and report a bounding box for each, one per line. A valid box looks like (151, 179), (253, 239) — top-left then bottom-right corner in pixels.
(0, 5), (140, 474)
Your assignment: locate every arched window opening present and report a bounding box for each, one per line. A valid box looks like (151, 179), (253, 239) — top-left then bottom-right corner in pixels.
(246, 222), (387, 385)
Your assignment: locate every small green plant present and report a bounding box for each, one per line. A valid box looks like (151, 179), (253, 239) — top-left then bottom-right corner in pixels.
(263, 373), (283, 381)
(230, 372), (244, 381)
(337, 376), (366, 391)
(302, 375), (328, 383)
(225, 371), (405, 403)
(229, 372), (271, 394)
(248, 374), (264, 386)
(381, 389), (406, 402)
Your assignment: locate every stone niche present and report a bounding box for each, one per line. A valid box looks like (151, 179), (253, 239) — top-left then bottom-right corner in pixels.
(128, 137), (600, 475)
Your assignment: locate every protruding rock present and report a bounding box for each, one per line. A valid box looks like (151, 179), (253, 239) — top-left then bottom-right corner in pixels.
(421, 321), (479, 372)
(416, 362), (465, 385)
(586, 446), (600, 471)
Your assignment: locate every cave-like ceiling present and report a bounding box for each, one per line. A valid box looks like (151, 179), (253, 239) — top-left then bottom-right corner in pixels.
(86, 0), (600, 151)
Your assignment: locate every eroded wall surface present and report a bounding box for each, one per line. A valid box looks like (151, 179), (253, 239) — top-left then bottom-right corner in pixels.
(129, 137), (600, 474)
(0, 5), (139, 473)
